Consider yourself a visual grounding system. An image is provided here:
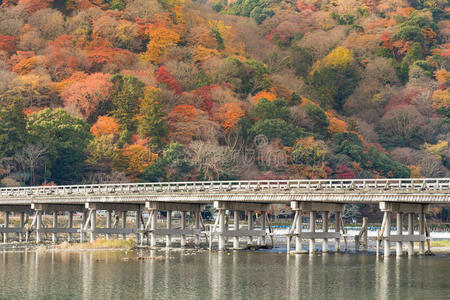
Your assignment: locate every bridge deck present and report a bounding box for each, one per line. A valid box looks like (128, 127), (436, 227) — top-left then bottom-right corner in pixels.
(0, 178), (449, 206)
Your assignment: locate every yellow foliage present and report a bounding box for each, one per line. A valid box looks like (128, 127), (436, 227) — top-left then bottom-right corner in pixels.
(431, 89), (450, 109)
(145, 26), (181, 63)
(310, 47), (355, 76)
(408, 165), (422, 178)
(422, 140), (448, 159)
(193, 45), (219, 62)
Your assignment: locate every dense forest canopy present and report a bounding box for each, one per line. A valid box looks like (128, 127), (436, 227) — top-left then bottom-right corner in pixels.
(0, 0), (448, 188)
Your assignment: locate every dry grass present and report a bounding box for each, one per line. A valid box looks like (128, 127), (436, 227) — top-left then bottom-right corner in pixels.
(56, 238), (136, 250)
(431, 240), (450, 247)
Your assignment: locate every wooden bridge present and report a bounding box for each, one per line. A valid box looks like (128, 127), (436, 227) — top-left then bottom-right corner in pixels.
(1, 178), (449, 257)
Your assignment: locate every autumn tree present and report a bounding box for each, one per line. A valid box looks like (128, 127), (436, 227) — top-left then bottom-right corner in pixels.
(156, 66), (182, 95)
(308, 47), (358, 110)
(61, 73), (113, 120)
(117, 144), (158, 178)
(215, 102), (245, 131)
(91, 115), (120, 137)
(144, 25), (181, 63)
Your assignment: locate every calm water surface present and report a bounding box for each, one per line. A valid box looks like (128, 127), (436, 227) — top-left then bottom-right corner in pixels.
(1, 249), (449, 299)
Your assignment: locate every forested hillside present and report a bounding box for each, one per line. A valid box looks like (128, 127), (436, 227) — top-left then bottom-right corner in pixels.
(0, 0), (448, 187)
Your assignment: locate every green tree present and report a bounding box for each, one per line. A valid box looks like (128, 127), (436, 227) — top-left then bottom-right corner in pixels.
(140, 158), (167, 182)
(27, 109), (92, 184)
(110, 74), (145, 131)
(333, 132), (365, 162)
(252, 98), (290, 121)
(291, 46), (313, 77)
(85, 135), (119, 173)
(404, 42), (424, 65)
(249, 119), (306, 146)
(301, 103), (330, 136)
(163, 142), (191, 180)
(138, 88), (168, 148)
(308, 47), (358, 110)
(0, 97), (28, 158)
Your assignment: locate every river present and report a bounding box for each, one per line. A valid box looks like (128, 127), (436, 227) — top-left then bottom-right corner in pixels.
(1, 249), (449, 299)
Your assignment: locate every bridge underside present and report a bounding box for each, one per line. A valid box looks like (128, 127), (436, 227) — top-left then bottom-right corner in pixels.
(0, 178), (448, 256)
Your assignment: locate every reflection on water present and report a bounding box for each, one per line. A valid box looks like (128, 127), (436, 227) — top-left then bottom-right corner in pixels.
(1, 249), (450, 299)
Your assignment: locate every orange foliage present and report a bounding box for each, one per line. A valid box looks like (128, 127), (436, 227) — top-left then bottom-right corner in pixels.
(252, 90), (277, 105)
(215, 102), (245, 131)
(91, 116), (120, 137)
(167, 104), (209, 143)
(326, 112), (348, 134)
(435, 69), (449, 86)
(12, 57), (36, 75)
(119, 144), (158, 176)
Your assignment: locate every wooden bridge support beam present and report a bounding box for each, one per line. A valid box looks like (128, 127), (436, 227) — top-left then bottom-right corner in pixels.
(379, 202), (429, 257)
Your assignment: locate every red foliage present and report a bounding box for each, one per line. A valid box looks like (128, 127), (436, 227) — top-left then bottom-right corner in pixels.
(335, 165), (356, 179)
(0, 35), (16, 54)
(61, 73), (113, 119)
(86, 47), (133, 71)
(155, 66), (182, 95)
(384, 89), (419, 112)
(1, 0), (19, 7)
(296, 1), (318, 12)
(19, 0), (53, 14)
(194, 85), (219, 115)
(255, 171), (289, 180)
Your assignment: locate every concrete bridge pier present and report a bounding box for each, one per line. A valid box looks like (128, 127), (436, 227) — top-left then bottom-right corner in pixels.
(247, 211), (254, 246)
(290, 202), (344, 254)
(233, 211), (240, 249)
(84, 203), (143, 244)
(194, 208), (201, 246)
(322, 211), (328, 253)
(3, 211), (9, 242)
(145, 202), (205, 248)
(106, 211), (112, 240)
(52, 212), (58, 243)
(121, 211), (127, 240)
(213, 201), (269, 251)
(31, 204), (84, 244)
(0, 206), (31, 243)
(379, 202), (429, 257)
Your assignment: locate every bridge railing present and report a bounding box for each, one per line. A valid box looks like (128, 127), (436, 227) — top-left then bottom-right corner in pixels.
(0, 178), (449, 198)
